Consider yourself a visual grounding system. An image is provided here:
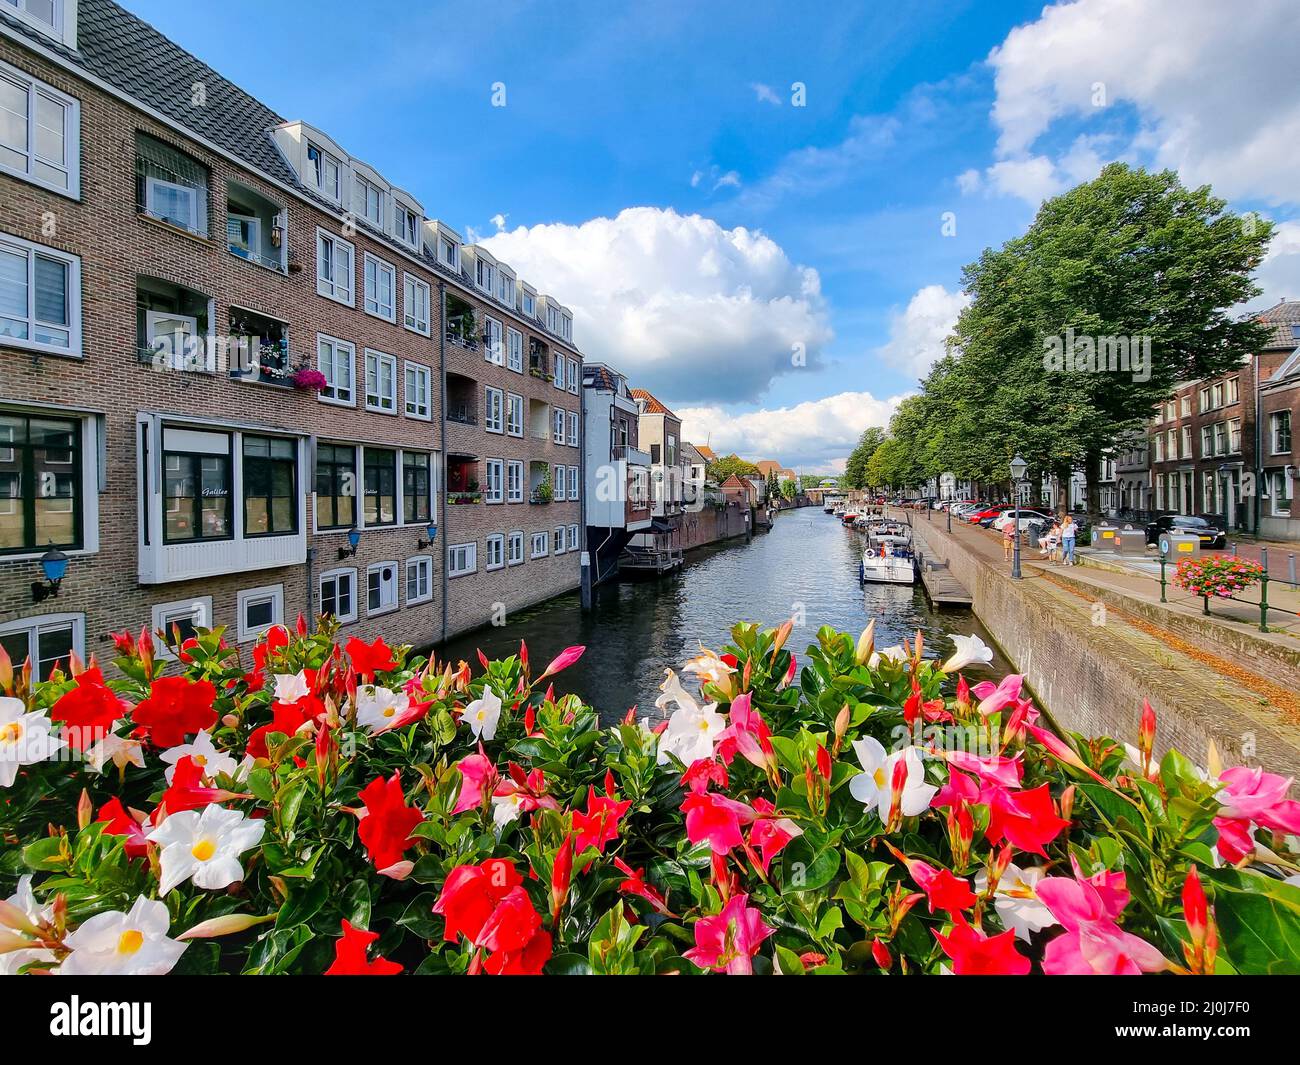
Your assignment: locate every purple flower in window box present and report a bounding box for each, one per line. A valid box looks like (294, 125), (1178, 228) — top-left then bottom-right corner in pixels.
(291, 367), (328, 392)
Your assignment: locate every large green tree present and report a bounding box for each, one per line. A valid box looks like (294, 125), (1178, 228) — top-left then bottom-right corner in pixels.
(707, 454), (760, 483)
(843, 427), (887, 488)
(950, 163), (1272, 517)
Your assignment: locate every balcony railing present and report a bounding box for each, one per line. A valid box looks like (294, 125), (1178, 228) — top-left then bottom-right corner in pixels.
(446, 328), (478, 351)
(447, 408), (477, 426)
(446, 491), (482, 505)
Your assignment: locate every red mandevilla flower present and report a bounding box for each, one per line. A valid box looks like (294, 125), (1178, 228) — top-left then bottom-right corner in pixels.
(356, 773), (424, 872)
(346, 636), (398, 679)
(324, 919), (402, 975)
(50, 666), (128, 749)
(131, 675), (218, 748)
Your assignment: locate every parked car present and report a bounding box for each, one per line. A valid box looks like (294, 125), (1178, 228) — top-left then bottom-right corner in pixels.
(991, 509), (1056, 533)
(966, 505), (1007, 524)
(1143, 514), (1227, 550)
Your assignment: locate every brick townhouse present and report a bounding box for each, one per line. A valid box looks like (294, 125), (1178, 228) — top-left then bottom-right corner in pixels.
(1147, 300), (1300, 534)
(0, 0), (582, 677)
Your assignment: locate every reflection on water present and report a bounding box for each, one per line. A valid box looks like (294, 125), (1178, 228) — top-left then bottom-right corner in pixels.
(437, 507), (1009, 722)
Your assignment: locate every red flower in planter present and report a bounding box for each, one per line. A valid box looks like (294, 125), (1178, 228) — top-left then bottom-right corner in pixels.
(97, 796), (149, 859)
(324, 919), (402, 976)
(156, 755), (226, 817)
(684, 894), (774, 975)
(346, 636), (397, 679)
(245, 696), (320, 760)
(983, 782), (1070, 857)
(482, 925), (552, 976)
(572, 778), (632, 859)
(932, 917), (1030, 975)
(51, 667), (128, 749)
(746, 797), (800, 874)
(131, 676), (218, 748)
(433, 858), (525, 945)
(357, 773), (424, 873)
(680, 791), (757, 854)
(612, 857), (672, 915)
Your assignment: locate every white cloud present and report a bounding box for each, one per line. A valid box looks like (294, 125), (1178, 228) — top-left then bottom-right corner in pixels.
(480, 207), (832, 403)
(956, 168), (982, 195)
(987, 0), (1300, 205)
(751, 82), (783, 106)
(1244, 220), (1300, 312)
(874, 284), (971, 380)
(713, 169), (741, 190)
(679, 390), (906, 473)
(490, 213), (508, 230)
(984, 155), (1063, 204)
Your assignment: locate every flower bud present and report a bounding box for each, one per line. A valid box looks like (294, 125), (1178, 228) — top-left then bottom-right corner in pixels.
(76, 788), (92, 831)
(178, 912), (276, 940)
(871, 939), (892, 970)
(854, 620), (876, 666)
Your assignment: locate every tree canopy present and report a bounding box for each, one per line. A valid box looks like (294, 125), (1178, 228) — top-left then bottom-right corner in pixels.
(707, 454), (760, 483)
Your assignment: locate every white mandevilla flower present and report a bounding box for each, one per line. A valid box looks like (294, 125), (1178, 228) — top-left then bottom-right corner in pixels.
(681, 646), (736, 688)
(848, 738), (937, 820)
(273, 671), (311, 704)
(146, 805), (266, 895)
(491, 791), (525, 830)
(159, 730), (242, 784)
(463, 686), (503, 741)
(0, 696), (65, 788)
(356, 684), (411, 734)
(974, 863), (1058, 941)
(0, 875), (56, 975)
(867, 645), (907, 670)
(941, 634), (993, 673)
(59, 896), (187, 975)
(85, 723), (145, 775)
(654, 670), (725, 766)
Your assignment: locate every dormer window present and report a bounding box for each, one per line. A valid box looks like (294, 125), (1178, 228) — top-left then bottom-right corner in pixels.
(4, 0), (73, 47)
(522, 291), (535, 317)
(394, 203), (419, 248)
(306, 141), (340, 200)
(497, 272), (514, 305)
(561, 312), (572, 342)
(476, 257), (495, 293)
(353, 175), (384, 229)
(439, 236), (459, 270)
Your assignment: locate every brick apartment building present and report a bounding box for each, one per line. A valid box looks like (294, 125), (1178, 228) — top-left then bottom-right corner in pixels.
(1147, 300), (1300, 534)
(0, 0), (582, 677)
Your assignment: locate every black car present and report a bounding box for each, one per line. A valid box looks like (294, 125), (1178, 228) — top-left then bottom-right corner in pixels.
(1144, 514), (1227, 550)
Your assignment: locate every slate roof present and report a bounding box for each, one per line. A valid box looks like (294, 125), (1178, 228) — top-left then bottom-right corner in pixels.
(630, 388), (677, 418)
(582, 364), (621, 392)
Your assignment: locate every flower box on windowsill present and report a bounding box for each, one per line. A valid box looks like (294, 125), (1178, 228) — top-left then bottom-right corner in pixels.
(446, 492), (482, 505)
(528, 368), (554, 381)
(529, 493), (552, 505)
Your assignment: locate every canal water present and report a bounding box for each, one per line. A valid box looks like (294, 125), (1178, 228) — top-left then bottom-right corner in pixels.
(437, 506), (1010, 722)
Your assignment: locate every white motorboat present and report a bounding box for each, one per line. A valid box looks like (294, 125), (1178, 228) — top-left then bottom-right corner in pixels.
(859, 521), (916, 585)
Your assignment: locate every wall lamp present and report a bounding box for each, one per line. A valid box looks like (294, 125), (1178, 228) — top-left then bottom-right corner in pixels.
(32, 546), (69, 603)
(417, 522), (438, 550)
(338, 527), (361, 560)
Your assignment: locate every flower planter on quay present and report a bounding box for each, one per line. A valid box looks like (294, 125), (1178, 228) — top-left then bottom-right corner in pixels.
(1, 619), (1297, 976)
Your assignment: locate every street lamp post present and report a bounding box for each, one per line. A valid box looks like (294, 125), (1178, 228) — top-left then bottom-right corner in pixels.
(1009, 454), (1028, 580)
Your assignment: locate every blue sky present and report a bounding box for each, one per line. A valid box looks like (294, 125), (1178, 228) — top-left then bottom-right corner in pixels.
(120, 0), (1300, 472)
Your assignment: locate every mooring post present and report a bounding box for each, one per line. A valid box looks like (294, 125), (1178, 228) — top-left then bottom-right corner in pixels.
(1260, 547), (1270, 632)
(1289, 552), (1297, 590)
(1159, 549), (1168, 603)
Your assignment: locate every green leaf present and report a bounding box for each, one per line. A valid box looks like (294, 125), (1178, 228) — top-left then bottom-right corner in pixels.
(780, 834), (842, 893)
(1206, 869), (1300, 975)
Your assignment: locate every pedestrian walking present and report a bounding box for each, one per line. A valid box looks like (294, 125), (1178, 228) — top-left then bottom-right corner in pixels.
(1061, 514), (1077, 566)
(1002, 519), (1015, 561)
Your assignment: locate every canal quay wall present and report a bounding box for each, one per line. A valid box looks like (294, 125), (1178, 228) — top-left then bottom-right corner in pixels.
(906, 513), (1300, 781)
(677, 503), (753, 553)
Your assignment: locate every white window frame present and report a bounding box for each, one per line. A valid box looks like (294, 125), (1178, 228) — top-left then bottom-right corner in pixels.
(567, 411), (579, 447)
(405, 555), (433, 605)
(404, 361), (432, 420)
(306, 141), (341, 201)
(484, 316), (503, 366)
(0, 611), (84, 680)
(484, 386), (504, 433)
(151, 595), (213, 661)
(1271, 471), (1292, 517)
(237, 584), (284, 643)
(366, 561), (399, 616)
(363, 253), (397, 322)
(554, 525), (566, 554)
(439, 236), (460, 270)
(553, 408), (566, 444)
(508, 530), (524, 565)
(448, 541), (477, 577)
(485, 458), (504, 504)
(364, 349), (398, 414)
(497, 270), (514, 306)
(0, 60), (80, 197)
(485, 533), (505, 571)
(522, 292), (536, 317)
(530, 531), (549, 559)
(567, 357), (579, 394)
(144, 175), (202, 234)
(393, 203), (420, 249)
(318, 567), (358, 624)
(353, 174), (386, 230)
(403, 273), (430, 335)
(476, 257), (496, 293)
(316, 228), (355, 306)
(553, 462), (567, 502)
(0, 231), (82, 356)
(568, 465), (579, 501)
(561, 312), (573, 343)
(506, 327), (523, 372)
(506, 392), (524, 437)
(554, 353), (566, 391)
(317, 333), (355, 407)
(568, 523), (578, 549)
(506, 459), (524, 503)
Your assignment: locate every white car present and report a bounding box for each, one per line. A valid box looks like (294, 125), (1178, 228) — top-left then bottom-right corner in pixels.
(991, 509), (1055, 532)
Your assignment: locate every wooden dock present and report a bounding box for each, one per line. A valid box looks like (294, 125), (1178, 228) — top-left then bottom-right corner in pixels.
(917, 553), (973, 607)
